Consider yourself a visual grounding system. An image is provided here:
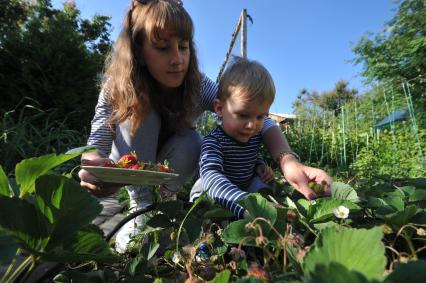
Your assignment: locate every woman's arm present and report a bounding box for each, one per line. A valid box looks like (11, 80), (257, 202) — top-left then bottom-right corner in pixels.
(262, 126), (332, 199)
(78, 90), (119, 197)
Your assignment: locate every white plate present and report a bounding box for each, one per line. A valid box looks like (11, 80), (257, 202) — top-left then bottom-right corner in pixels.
(82, 166), (179, 186)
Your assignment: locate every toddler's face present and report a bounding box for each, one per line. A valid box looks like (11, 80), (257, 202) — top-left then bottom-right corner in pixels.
(142, 30), (190, 90)
(215, 93), (271, 143)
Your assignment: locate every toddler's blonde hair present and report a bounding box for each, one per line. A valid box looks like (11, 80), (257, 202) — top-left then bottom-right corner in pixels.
(218, 57), (275, 105)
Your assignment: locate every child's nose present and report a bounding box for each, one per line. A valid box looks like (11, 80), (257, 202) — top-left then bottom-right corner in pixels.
(246, 119), (256, 129)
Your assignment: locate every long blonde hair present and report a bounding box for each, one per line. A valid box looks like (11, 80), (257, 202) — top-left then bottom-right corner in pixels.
(102, 0), (201, 135)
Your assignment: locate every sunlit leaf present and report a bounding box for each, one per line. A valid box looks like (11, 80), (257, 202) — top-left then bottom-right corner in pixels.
(0, 166), (12, 197)
(43, 225), (119, 263)
(331, 182), (359, 202)
(211, 269), (231, 283)
(34, 175), (103, 251)
(16, 152), (82, 197)
(239, 194), (277, 235)
(222, 219), (255, 246)
(303, 227), (386, 280)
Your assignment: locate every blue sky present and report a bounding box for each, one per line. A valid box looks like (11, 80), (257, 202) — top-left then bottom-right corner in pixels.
(53, 0), (397, 114)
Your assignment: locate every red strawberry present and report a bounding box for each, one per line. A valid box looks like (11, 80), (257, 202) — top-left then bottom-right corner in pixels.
(130, 164), (141, 170)
(117, 152), (138, 168)
(157, 163), (169, 172)
(103, 160), (118, 167)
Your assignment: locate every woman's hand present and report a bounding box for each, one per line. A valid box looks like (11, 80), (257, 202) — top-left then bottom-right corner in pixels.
(281, 155), (333, 200)
(78, 153), (120, 197)
(255, 164), (274, 184)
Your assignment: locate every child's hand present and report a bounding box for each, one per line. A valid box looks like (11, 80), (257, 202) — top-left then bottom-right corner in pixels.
(256, 164), (274, 184)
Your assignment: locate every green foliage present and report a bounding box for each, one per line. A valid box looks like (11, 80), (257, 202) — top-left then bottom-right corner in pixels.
(0, 96), (89, 175)
(0, 147), (118, 282)
(353, 0), (426, 116)
(303, 227), (386, 281)
(292, 80), (357, 116)
(0, 0), (112, 131)
(350, 127), (426, 180)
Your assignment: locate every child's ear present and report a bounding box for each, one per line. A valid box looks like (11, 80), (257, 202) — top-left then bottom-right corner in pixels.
(213, 99), (223, 117)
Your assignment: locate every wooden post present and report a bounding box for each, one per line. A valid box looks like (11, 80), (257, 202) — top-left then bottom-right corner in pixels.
(241, 9), (247, 58)
(216, 14), (242, 82)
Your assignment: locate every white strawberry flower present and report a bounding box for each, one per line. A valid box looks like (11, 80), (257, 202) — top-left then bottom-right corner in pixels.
(172, 251), (182, 264)
(333, 205), (350, 219)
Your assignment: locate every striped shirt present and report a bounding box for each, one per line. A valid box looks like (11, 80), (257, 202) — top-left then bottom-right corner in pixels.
(200, 126), (265, 219)
(87, 74), (276, 157)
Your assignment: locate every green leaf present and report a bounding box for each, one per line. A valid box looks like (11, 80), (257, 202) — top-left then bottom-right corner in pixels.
(15, 152), (83, 197)
(211, 269), (231, 283)
(331, 182), (359, 202)
(34, 175), (103, 251)
(54, 269), (119, 283)
(409, 189), (426, 203)
(398, 186), (416, 196)
(203, 208), (235, 219)
(296, 199), (310, 219)
(0, 231), (19, 265)
(411, 211), (426, 226)
(156, 200), (183, 218)
(0, 166), (12, 197)
(268, 207), (287, 243)
(65, 145), (97, 155)
(384, 260), (426, 282)
(125, 255), (149, 276)
(364, 197), (387, 209)
(222, 219), (256, 246)
(384, 205), (419, 228)
(141, 242), (160, 261)
(383, 196), (404, 211)
(147, 214), (171, 229)
(308, 198), (361, 224)
(183, 215), (203, 243)
(303, 227), (386, 280)
(306, 262), (375, 283)
(0, 196), (50, 251)
(44, 225), (119, 263)
(239, 194), (277, 235)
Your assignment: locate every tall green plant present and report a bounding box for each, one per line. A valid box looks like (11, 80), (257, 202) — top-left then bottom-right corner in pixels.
(0, 98), (88, 174)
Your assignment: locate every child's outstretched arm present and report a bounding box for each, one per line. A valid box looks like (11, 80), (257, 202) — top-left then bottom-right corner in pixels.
(262, 126), (332, 200)
(200, 137), (249, 219)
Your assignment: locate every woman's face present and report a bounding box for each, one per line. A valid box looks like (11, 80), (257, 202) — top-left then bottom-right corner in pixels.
(142, 31), (190, 90)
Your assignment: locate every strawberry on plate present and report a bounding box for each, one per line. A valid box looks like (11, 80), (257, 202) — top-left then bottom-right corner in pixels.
(117, 152), (138, 168)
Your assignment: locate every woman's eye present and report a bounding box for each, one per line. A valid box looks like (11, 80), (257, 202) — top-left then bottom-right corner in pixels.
(155, 45), (169, 51)
(179, 45), (189, 51)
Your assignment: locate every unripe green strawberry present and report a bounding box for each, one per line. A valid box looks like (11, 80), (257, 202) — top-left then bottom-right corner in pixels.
(309, 181), (324, 194)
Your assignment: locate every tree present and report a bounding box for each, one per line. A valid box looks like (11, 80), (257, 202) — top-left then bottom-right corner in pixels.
(292, 80), (357, 116)
(353, 0), (426, 111)
(318, 80), (358, 115)
(0, 0), (112, 131)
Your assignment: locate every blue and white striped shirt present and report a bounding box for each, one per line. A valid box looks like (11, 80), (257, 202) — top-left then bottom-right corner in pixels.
(200, 126), (265, 219)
